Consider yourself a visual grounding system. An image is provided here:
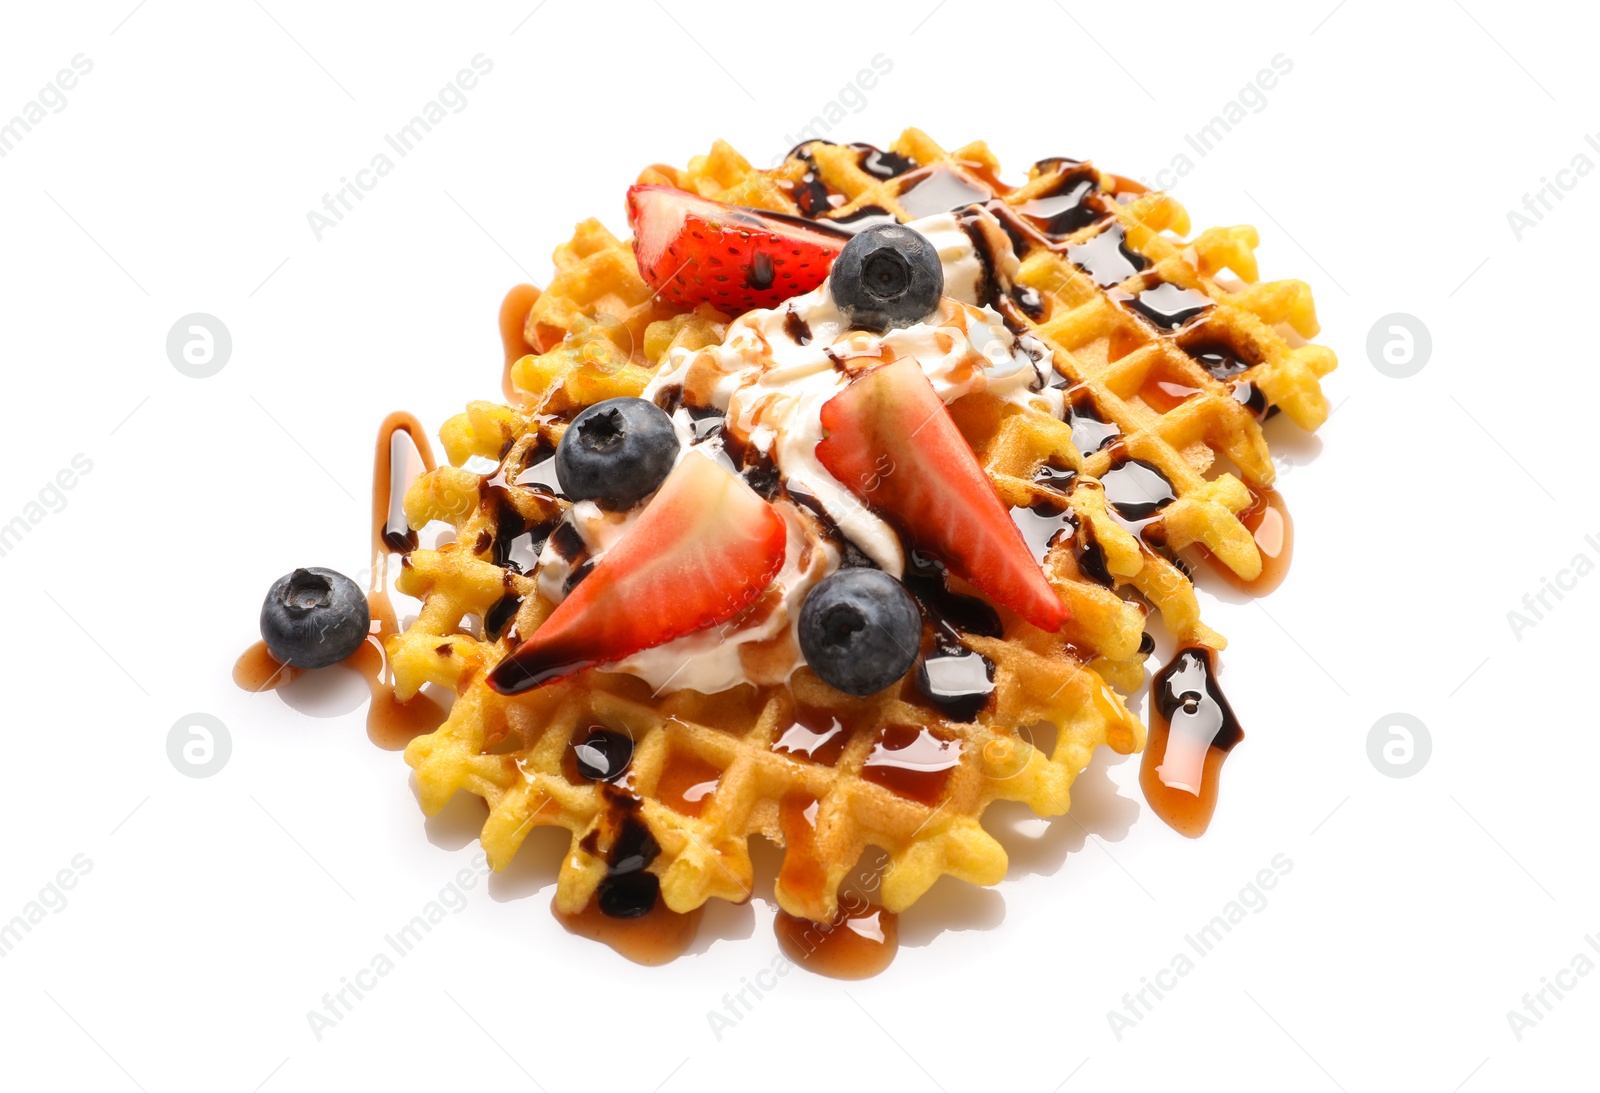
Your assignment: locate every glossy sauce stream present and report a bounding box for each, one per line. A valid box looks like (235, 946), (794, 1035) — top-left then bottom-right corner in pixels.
(499, 283), (544, 403)
(1141, 646), (1243, 838)
(767, 720), (902, 979)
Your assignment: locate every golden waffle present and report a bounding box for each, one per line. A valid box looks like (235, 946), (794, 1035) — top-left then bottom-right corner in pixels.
(396, 407), (1142, 923)
(391, 129), (1335, 927)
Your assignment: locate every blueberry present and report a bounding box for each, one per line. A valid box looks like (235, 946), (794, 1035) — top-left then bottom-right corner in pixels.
(828, 224), (944, 333)
(260, 567), (370, 669)
(798, 568), (922, 696)
(556, 397), (679, 510)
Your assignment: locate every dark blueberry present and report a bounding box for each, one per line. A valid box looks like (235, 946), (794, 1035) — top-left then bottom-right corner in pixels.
(260, 567), (370, 669)
(555, 397), (679, 510)
(828, 224), (944, 333)
(798, 568), (922, 696)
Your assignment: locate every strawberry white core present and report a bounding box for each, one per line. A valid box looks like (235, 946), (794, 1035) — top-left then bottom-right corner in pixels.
(631, 192), (688, 273)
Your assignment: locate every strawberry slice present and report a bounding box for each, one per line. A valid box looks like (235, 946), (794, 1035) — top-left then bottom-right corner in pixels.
(487, 451), (787, 694)
(626, 184), (846, 312)
(815, 358), (1068, 632)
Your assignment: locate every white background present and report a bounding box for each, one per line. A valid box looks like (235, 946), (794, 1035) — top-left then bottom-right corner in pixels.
(0, 1), (1592, 1090)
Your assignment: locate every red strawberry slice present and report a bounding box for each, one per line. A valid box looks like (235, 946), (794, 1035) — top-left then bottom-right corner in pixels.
(815, 358), (1068, 632)
(626, 184), (846, 312)
(487, 451), (788, 694)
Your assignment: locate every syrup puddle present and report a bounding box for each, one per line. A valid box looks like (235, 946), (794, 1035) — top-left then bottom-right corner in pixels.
(860, 725), (962, 806)
(554, 898), (703, 966)
(1195, 485), (1294, 596)
(775, 905), (899, 979)
(1140, 646), (1243, 838)
(894, 164), (992, 219)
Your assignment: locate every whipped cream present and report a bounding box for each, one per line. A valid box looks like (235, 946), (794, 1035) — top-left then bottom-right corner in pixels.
(913, 211), (990, 306)
(540, 211), (1053, 694)
(532, 448), (839, 694)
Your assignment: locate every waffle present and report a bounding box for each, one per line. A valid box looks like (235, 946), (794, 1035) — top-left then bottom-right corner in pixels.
(647, 128), (1335, 640)
(392, 129), (1335, 927)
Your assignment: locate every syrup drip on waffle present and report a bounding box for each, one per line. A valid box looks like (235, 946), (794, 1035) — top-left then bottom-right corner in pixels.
(1192, 485), (1294, 597)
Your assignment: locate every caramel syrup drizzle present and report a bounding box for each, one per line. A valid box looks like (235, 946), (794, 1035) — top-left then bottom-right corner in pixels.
(1138, 480), (1293, 834)
(775, 902), (899, 980)
(234, 411), (445, 750)
(1141, 645), (1246, 838)
(498, 283), (542, 405)
(1191, 484), (1294, 598)
(554, 897), (704, 967)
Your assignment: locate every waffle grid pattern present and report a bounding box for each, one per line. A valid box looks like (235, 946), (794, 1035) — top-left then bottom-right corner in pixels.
(389, 129), (1335, 923)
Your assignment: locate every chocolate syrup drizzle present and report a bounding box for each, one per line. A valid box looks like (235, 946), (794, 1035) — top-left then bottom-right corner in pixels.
(904, 551), (1001, 723)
